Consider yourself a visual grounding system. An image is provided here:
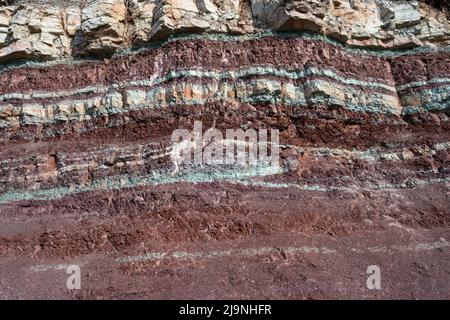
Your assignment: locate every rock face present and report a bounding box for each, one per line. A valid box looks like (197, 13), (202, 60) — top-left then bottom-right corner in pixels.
(0, 0), (449, 61)
(77, 0), (127, 56)
(0, 4), (75, 62)
(0, 1), (449, 300)
(253, 0), (450, 47)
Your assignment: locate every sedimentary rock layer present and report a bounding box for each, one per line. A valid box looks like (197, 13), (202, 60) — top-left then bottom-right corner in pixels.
(0, 1), (449, 299)
(0, 0), (449, 64)
(0, 34), (449, 145)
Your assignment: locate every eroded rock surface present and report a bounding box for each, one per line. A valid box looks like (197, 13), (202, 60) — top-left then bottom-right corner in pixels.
(0, 0), (449, 62)
(0, 4), (75, 62)
(0, 0), (449, 300)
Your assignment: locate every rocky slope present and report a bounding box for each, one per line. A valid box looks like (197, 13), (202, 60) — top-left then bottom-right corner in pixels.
(0, 0), (449, 299)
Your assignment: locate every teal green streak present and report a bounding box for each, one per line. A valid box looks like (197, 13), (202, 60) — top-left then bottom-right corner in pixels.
(0, 165), (283, 204)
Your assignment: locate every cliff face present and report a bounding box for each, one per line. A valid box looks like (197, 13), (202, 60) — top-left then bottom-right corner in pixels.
(0, 0), (449, 62)
(0, 1), (449, 299)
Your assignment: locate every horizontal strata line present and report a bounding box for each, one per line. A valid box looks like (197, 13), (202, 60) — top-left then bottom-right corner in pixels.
(5, 77), (447, 131)
(1, 141), (449, 168)
(1, 86), (448, 133)
(116, 246), (337, 264)
(285, 142), (450, 163)
(114, 238), (450, 263)
(1, 73), (449, 129)
(28, 262), (88, 273)
(118, 31), (450, 59)
(233, 177), (450, 193)
(0, 78), (405, 130)
(397, 77), (450, 91)
(2, 31), (450, 76)
(2, 79), (448, 129)
(0, 100), (447, 146)
(0, 165), (284, 204)
(27, 237), (450, 272)
(1, 141), (448, 194)
(0, 143), (172, 165)
(0, 35), (448, 105)
(0, 66), (398, 102)
(0, 164), (449, 205)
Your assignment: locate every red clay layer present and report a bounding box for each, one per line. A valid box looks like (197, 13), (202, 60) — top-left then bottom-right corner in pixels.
(1, 103), (449, 152)
(2, 229), (450, 299)
(0, 181), (448, 258)
(1, 37), (448, 96)
(1, 144), (447, 196)
(389, 51), (450, 85)
(0, 37), (423, 95)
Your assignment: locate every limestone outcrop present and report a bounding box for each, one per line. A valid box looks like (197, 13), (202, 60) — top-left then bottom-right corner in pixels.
(0, 0), (449, 62)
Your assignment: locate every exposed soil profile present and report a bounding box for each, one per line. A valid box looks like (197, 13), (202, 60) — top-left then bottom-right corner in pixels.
(0, 0), (449, 300)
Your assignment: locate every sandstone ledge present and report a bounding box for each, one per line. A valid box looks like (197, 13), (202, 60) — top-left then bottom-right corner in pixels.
(0, 0), (449, 64)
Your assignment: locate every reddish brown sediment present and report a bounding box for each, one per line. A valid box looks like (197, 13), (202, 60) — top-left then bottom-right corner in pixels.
(397, 81), (450, 93)
(1, 228), (450, 299)
(0, 181), (449, 258)
(1, 103), (449, 149)
(1, 131), (448, 193)
(1, 116), (448, 163)
(0, 37), (449, 98)
(389, 51), (450, 86)
(0, 37), (405, 95)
